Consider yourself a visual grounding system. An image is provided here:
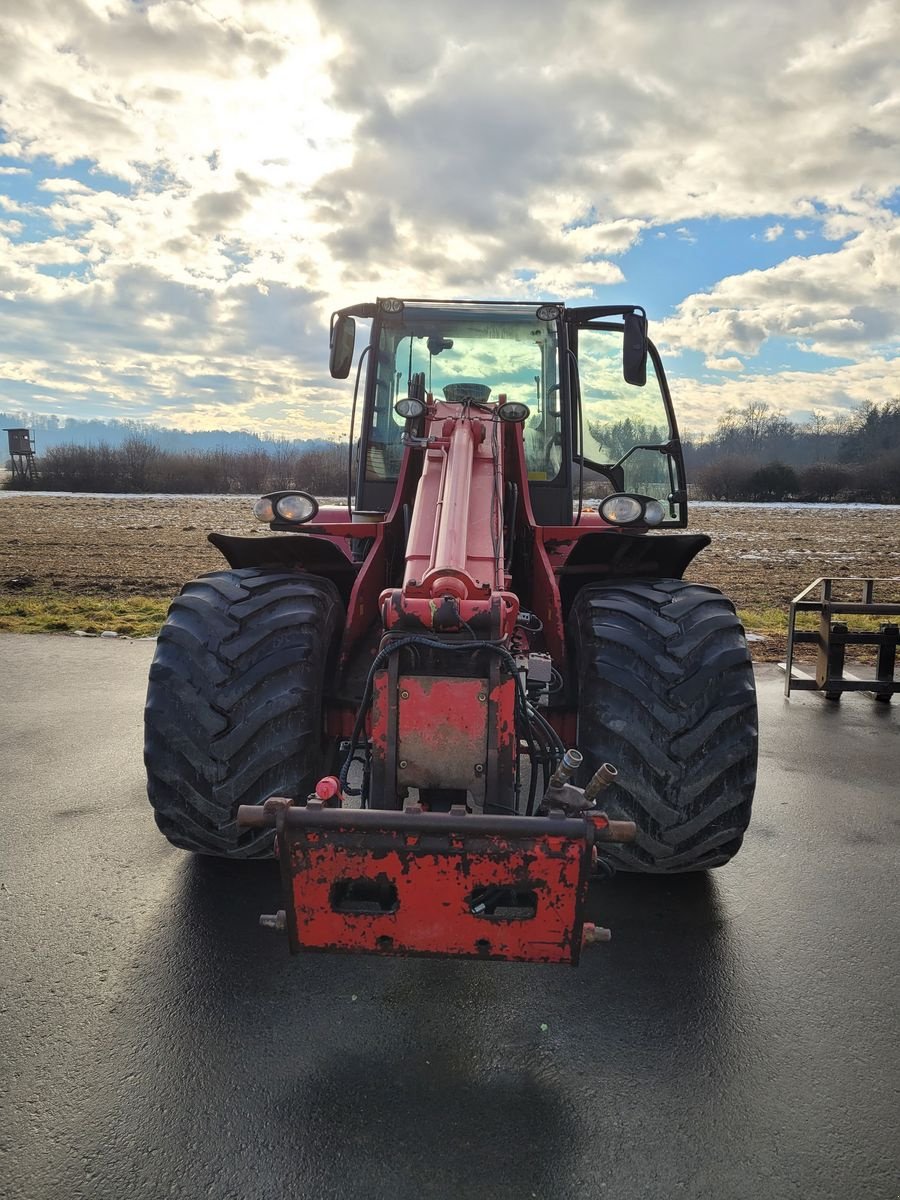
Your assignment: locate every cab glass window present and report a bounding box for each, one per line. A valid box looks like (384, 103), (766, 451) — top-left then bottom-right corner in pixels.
(577, 327), (683, 519)
(365, 308), (561, 483)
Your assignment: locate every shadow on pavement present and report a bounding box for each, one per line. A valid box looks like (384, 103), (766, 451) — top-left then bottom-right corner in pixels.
(73, 852), (749, 1200)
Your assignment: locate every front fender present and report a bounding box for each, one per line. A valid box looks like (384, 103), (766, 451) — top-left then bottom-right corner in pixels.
(207, 533), (359, 602)
(557, 531), (711, 617)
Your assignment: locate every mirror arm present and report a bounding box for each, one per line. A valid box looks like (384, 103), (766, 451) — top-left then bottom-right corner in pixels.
(610, 442), (677, 470)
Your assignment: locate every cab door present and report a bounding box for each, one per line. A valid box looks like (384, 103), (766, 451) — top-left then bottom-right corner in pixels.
(568, 318), (688, 527)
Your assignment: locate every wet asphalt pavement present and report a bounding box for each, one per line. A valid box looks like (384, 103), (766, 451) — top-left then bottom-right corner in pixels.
(1, 633), (898, 1200)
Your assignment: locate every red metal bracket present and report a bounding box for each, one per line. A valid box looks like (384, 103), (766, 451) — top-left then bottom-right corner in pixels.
(369, 670), (516, 810)
(239, 801), (599, 965)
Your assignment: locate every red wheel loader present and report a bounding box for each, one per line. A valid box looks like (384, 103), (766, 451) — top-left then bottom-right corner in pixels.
(145, 299), (758, 965)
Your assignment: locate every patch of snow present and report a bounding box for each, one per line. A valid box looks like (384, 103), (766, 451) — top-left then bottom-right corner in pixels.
(692, 500), (900, 512)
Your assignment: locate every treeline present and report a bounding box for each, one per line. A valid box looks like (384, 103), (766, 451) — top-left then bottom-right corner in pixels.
(5, 398), (899, 503)
(27, 437), (347, 495)
(690, 457), (899, 502)
(686, 398), (900, 467)
(0, 411), (330, 456)
(594, 399), (900, 502)
(684, 399), (900, 502)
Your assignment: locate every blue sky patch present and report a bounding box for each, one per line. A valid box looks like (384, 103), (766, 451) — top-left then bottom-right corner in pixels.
(0, 4), (897, 436)
(0, 152), (131, 201)
(600, 216), (839, 320)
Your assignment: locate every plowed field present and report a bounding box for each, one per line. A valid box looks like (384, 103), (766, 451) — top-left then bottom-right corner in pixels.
(1, 494), (898, 658)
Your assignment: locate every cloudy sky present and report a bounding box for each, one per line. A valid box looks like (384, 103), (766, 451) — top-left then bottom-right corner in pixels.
(1, 0), (898, 439)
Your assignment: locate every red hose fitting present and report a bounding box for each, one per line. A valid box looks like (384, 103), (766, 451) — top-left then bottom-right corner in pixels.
(315, 776), (342, 804)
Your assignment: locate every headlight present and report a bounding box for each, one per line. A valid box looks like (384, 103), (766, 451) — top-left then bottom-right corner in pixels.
(497, 401), (531, 423)
(643, 498), (665, 526)
(253, 497), (275, 522)
(600, 494), (645, 525)
(394, 396), (426, 420)
(275, 492), (318, 523)
(535, 304), (562, 321)
(378, 297), (404, 313)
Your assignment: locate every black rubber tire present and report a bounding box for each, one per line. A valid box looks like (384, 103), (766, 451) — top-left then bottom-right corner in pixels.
(145, 569), (342, 858)
(570, 579), (758, 872)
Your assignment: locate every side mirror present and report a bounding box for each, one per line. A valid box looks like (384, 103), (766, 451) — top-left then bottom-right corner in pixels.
(622, 311), (648, 387)
(329, 315), (356, 379)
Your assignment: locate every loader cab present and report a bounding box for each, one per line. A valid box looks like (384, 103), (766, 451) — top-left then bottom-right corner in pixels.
(351, 299), (572, 523)
(333, 298), (686, 527)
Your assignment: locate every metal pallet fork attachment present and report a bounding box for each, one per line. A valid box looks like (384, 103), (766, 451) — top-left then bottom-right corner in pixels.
(780, 577), (900, 702)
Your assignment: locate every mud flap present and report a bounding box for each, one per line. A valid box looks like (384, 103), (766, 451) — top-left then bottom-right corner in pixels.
(238, 799), (597, 965)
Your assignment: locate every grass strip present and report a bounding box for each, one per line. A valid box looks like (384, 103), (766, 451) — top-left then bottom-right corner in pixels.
(0, 594), (890, 642)
(737, 607), (888, 635)
(0, 593), (170, 637)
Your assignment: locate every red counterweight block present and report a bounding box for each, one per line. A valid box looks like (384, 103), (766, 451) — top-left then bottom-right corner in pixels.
(274, 804), (594, 965)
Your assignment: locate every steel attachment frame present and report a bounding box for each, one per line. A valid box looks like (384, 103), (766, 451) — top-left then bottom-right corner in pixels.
(781, 577), (900, 701)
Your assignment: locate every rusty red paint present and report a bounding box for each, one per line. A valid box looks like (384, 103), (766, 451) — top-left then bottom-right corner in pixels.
(278, 808), (592, 964)
(490, 674), (516, 739)
(380, 589), (519, 639)
(369, 669), (518, 806)
(370, 668), (391, 755)
(396, 675), (489, 790)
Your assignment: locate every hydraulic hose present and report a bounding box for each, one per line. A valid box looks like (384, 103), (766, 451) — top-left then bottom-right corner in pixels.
(338, 634), (544, 809)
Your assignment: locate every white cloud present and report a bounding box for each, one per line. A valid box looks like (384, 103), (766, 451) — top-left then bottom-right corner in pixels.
(763, 224), (784, 241)
(0, 0), (897, 431)
(672, 357), (900, 433)
(15, 237), (88, 266)
(38, 178), (95, 194)
(705, 356), (745, 371)
(527, 260), (625, 298)
(657, 215), (900, 359)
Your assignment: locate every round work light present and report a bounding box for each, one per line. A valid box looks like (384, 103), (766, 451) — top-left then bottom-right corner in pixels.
(394, 396), (427, 420)
(599, 494), (645, 525)
(643, 498), (666, 526)
(497, 401), (531, 423)
(274, 492), (318, 523)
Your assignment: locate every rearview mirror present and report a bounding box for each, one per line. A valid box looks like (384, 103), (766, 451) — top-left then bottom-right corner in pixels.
(329, 315), (356, 379)
(622, 312), (648, 387)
